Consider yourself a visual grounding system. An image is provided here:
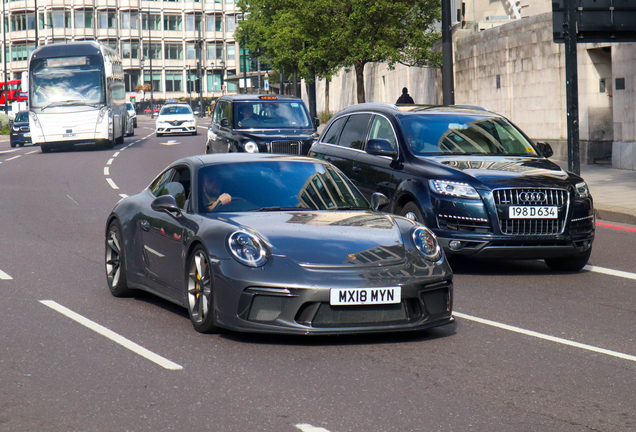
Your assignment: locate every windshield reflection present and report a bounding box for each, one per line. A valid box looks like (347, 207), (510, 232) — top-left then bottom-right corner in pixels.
(199, 161), (369, 213)
(235, 102), (311, 129)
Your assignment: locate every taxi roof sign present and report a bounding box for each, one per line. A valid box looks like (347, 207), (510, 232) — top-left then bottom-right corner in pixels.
(259, 96), (277, 100)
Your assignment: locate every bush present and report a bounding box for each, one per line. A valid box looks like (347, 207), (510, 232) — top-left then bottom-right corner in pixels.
(0, 114), (9, 134)
(319, 111), (333, 125)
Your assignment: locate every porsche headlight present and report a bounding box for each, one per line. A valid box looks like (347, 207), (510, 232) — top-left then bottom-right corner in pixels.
(228, 231), (267, 267)
(244, 141), (259, 153)
(429, 180), (480, 199)
(412, 226), (442, 261)
(575, 181), (590, 199)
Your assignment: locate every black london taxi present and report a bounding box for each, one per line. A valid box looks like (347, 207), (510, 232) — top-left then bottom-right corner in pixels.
(309, 103), (595, 271)
(205, 95), (319, 155)
(9, 111), (32, 147)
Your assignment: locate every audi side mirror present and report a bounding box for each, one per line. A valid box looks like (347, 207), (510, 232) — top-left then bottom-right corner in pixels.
(366, 139), (398, 159)
(371, 192), (390, 212)
(151, 195), (182, 217)
(220, 118), (229, 127)
(536, 141), (553, 158)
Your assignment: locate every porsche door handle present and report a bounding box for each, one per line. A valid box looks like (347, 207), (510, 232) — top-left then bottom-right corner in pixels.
(140, 220), (150, 231)
(352, 165), (362, 172)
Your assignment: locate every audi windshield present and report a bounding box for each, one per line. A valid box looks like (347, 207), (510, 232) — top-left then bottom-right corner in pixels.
(234, 101), (312, 129)
(398, 114), (539, 157)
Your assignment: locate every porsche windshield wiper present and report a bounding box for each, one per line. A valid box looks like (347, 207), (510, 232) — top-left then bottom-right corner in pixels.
(255, 206), (307, 212)
(333, 206), (368, 210)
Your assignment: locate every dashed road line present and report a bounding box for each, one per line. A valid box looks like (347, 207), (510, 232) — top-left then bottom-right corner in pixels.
(106, 178), (119, 189)
(40, 300), (183, 370)
(296, 425), (331, 432)
(119, 193), (128, 198)
(454, 311), (636, 363)
(112, 151), (120, 157)
(5, 155), (22, 161)
(584, 265), (636, 281)
(0, 149), (19, 154)
(26, 150), (39, 155)
(106, 158), (114, 165)
(104, 167), (110, 176)
(0, 269), (13, 280)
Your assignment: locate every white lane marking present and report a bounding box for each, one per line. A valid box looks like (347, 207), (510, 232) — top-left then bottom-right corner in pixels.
(144, 245), (165, 258)
(197, 126), (208, 130)
(113, 151), (120, 157)
(584, 265), (636, 281)
(39, 300), (183, 370)
(66, 195), (79, 206)
(296, 425), (331, 432)
(106, 178), (119, 190)
(103, 167), (110, 176)
(0, 149), (19, 154)
(106, 158), (114, 165)
(5, 155), (22, 161)
(0, 269), (13, 280)
(26, 150), (39, 155)
(454, 311), (636, 363)
(160, 140), (180, 146)
(119, 193), (129, 198)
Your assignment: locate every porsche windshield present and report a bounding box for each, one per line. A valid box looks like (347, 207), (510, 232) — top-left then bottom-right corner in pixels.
(399, 114), (539, 157)
(30, 55), (105, 108)
(234, 101), (311, 129)
(199, 161), (369, 213)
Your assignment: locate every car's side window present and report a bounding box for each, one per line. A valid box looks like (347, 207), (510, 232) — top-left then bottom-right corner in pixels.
(149, 169), (175, 197)
(368, 115), (397, 150)
(222, 102), (232, 126)
(338, 114), (372, 150)
(321, 116), (347, 145)
(170, 166), (192, 210)
(213, 101), (223, 124)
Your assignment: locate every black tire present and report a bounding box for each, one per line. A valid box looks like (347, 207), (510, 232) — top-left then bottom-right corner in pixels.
(18, 143), (24, 147)
(41, 144), (51, 153)
(400, 201), (424, 223)
(544, 247), (592, 272)
(115, 121), (125, 144)
(156, 132), (163, 138)
(186, 246), (219, 334)
(105, 221), (134, 297)
(134, 119), (137, 128)
(192, 131), (198, 136)
(10, 141), (16, 148)
(104, 139), (114, 149)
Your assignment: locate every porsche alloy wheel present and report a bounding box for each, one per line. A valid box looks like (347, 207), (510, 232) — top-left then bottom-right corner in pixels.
(187, 247), (218, 333)
(105, 221), (133, 297)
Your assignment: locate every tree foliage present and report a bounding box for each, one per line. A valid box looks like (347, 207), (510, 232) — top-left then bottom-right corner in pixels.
(237, 0), (441, 102)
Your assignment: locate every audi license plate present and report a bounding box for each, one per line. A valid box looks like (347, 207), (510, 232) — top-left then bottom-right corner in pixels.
(509, 206), (557, 219)
(330, 287), (401, 306)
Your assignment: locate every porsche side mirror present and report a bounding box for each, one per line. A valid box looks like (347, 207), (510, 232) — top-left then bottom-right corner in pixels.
(366, 139), (397, 159)
(151, 195), (182, 216)
(371, 192), (390, 212)
(221, 118), (229, 127)
(537, 141), (553, 158)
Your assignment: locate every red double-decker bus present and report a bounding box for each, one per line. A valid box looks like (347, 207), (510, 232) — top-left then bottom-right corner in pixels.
(0, 80), (28, 105)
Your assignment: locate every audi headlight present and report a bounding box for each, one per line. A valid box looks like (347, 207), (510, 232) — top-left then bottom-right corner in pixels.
(412, 226), (442, 261)
(228, 231), (268, 267)
(244, 141), (259, 153)
(429, 180), (480, 199)
(575, 182), (590, 199)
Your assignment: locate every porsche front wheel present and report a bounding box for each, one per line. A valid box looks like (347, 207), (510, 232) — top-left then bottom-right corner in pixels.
(105, 221), (133, 297)
(187, 246), (219, 333)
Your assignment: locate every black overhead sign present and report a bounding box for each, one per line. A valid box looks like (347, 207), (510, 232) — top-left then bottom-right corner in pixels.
(553, 0), (636, 43)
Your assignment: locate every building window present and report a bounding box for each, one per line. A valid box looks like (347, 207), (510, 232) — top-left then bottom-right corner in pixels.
(207, 71), (221, 92)
(11, 13), (35, 31)
(227, 45), (235, 60)
(185, 14), (202, 32)
(226, 15), (235, 32)
(165, 73), (183, 92)
(11, 43), (34, 62)
(165, 43), (183, 60)
(186, 43), (200, 60)
(143, 44), (162, 60)
(186, 70), (197, 92)
(164, 15), (183, 31)
(75, 10), (94, 29)
(99, 11), (117, 30)
(125, 71), (140, 93)
(144, 73), (163, 92)
(142, 14), (161, 30)
(121, 12), (138, 30)
(240, 48), (253, 73)
(227, 69), (236, 91)
(215, 15), (223, 32)
(41, 11), (71, 29)
(122, 42), (139, 59)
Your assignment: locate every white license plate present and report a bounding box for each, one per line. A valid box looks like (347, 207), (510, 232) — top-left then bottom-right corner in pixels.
(63, 133), (76, 138)
(330, 287), (401, 306)
(509, 206), (558, 219)
(24, 133), (31, 137)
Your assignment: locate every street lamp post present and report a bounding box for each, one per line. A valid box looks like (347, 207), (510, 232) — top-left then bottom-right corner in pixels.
(3, 0), (7, 115)
(140, 58), (145, 101)
(147, 10), (154, 118)
(220, 59), (225, 95)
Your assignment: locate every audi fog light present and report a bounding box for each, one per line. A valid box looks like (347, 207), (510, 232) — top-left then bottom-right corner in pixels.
(412, 226), (442, 261)
(449, 240), (462, 250)
(244, 141), (259, 153)
(228, 231), (267, 267)
(575, 182), (590, 199)
(429, 180), (480, 199)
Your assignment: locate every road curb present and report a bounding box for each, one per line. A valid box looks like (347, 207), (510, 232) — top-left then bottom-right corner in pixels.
(595, 206), (636, 226)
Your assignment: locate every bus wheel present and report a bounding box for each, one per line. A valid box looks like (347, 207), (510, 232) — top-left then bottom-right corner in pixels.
(41, 144), (52, 153)
(115, 123), (125, 144)
(104, 139), (114, 149)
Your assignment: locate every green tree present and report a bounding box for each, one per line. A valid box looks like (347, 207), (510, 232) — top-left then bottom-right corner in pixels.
(237, 0), (441, 103)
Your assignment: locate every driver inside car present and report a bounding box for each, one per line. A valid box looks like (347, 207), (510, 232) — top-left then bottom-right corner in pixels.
(238, 105), (258, 128)
(203, 174), (232, 211)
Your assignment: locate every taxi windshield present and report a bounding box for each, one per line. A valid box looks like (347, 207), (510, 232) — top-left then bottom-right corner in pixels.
(234, 101), (311, 129)
(398, 114), (539, 157)
(199, 161), (369, 213)
(160, 105), (192, 116)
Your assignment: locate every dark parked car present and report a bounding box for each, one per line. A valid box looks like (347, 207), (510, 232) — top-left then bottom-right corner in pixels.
(309, 104), (595, 271)
(9, 111), (32, 147)
(105, 154), (454, 334)
(205, 95), (319, 156)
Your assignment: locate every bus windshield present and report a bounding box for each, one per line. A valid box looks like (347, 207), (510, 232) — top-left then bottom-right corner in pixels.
(30, 55), (105, 108)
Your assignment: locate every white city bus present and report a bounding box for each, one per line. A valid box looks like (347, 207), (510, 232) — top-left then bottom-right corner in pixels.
(26, 41), (127, 153)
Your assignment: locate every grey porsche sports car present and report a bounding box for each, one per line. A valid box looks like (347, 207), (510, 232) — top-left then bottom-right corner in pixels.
(105, 154), (454, 334)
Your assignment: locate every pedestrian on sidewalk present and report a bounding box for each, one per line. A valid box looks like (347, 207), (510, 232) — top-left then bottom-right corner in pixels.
(396, 87), (414, 104)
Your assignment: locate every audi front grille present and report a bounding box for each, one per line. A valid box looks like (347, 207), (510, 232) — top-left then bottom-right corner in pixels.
(493, 188), (569, 235)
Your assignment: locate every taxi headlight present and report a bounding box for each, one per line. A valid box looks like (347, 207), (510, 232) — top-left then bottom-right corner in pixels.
(429, 180), (480, 199)
(228, 231), (268, 267)
(412, 226), (442, 261)
(575, 182), (590, 199)
(244, 141), (259, 153)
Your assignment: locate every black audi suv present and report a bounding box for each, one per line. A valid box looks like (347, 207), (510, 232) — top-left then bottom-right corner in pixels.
(205, 95), (319, 155)
(309, 104), (595, 271)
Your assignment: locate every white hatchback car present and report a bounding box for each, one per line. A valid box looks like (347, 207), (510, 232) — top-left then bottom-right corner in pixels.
(126, 102), (137, 128)
(155, 104), (198, 137)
